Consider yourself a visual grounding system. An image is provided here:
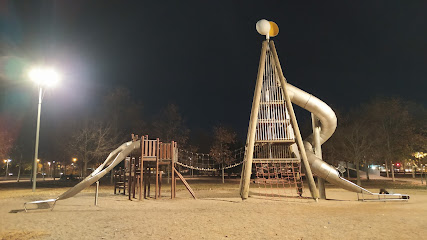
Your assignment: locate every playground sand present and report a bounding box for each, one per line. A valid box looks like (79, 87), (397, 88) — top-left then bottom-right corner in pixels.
(1, 179), (427, 240)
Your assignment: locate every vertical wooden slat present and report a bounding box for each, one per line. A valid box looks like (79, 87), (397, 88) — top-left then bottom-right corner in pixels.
(128, 157), (132, 200)
(139, 137), (144, 201)
(144, 138), (148, 157)
(155, 138), (159, 199)
(171, 141), (175, 199)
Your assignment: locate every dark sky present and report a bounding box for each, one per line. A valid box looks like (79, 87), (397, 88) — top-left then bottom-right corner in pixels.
(1, 1), (426, 149)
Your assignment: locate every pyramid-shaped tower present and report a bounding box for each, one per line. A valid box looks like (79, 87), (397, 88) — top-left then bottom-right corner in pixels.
(240, 39), (317, 200)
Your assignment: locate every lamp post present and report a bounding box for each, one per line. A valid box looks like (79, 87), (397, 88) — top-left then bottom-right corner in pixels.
(4, 159), (11, 178)
(47, 162), (51, 178)
(29, 66), (60, 192)
(72, 158), (77, 178)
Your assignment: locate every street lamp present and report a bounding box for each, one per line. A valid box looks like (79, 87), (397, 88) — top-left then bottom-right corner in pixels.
(28, 66), (60, 192)
(47, 162), (51, 178)
(72, 158), (77, 176)
(4, 159), (11, 178)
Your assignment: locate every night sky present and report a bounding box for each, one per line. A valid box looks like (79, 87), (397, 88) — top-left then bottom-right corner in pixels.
(1, 1), (426, 153)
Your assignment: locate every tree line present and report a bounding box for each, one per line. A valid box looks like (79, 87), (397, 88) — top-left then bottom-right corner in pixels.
(0, 88), (425, 182)
(322, 97), (427, 185)
(0, 87), (237, 178)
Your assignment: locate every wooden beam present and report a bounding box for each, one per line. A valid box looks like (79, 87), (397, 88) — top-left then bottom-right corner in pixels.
(139, 136), (144, 201)
(269, 40), (319, 200)
(155, 138), (159, 199)
(240, 40), (268, 200)
(171, 141), (175, 199)
(174, 168), (196, 199)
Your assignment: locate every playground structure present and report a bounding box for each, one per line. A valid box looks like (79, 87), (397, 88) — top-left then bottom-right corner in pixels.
(24, 19), (411, 212)
(239, 19), (409, 201)
(24, 135), (196, 211)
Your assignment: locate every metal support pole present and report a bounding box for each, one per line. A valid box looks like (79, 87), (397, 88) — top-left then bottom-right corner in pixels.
(240, 41), (268, 200)
(270, 41), (319, 200)
(312, 113), (326, 199)
(95, 181), (99, 206)
(32, 86), (43, 192)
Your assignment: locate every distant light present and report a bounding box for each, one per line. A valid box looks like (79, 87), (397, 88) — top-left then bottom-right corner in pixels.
(28, 66), (61, 87)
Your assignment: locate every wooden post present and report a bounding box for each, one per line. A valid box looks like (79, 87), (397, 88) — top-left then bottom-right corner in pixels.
(269, 40), (319, 200)
(128, 157), (132, 200)
(155, 138), (160, 199)
(174, 142), (177, 199)
(240, 40), (268, 200)
(312, 113), (326, 200)
(139, 137), (144, 201)
(171, 141), (175, 199)
(133, 157), (137, 198)
(95, 181), (99, 206)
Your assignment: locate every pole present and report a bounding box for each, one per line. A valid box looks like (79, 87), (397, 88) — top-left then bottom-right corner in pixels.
(95, 180), (99, 206)
(269, 41), (319, 200)
(240, 40), (268, 200)
(53, 161), (56, 182)
(312, 114), (326, 199)
(5, 160), (9, 178)
(32, 86), (43, 192)
(42, 161), (45, 181)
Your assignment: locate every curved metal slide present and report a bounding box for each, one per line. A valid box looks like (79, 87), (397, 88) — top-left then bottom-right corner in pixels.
(24, 141), (140, 211)
(286, 84), (369, 193)
(287, 84), (409, 200)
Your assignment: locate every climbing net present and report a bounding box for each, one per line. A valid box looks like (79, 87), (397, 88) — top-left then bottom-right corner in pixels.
(254, 160), (304, 198)
(177, 147), (245, 171)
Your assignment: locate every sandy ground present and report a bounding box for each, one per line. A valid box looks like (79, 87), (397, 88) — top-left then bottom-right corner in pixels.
(1, 177), (427, 240)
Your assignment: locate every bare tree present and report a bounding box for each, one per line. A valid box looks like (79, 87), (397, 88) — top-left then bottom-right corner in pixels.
(101, 87), (145, 138)
(367, 98), (413, 181)
(152, 104), (189, 145)
(68, 121), (119, 176)
(209, 125), (236, 183)
(0, 120), (14, 160)
(336, 115), (375, 186)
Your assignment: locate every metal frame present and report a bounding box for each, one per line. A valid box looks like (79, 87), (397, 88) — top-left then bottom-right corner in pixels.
(358, 192), (410, 202)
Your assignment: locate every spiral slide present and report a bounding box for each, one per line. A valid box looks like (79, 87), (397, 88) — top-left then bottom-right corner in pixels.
(287, 84), (409, 200)
(24, 141), (141, 211)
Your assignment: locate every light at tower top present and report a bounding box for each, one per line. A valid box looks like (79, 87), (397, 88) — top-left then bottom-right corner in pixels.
(256, 19), (279, 39)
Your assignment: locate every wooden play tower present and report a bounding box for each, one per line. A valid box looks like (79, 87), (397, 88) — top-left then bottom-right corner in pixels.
(114, 134), (195, 200)
(240, 20), (318, 200)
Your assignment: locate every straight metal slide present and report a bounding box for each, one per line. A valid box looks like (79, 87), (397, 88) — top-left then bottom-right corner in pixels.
(24, 141), (140, 211)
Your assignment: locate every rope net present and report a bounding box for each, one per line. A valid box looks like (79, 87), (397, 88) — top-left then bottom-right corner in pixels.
(254, 160), (304, 199)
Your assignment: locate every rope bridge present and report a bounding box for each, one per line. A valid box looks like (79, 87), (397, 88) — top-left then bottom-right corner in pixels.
(176, 147), (246, 171)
